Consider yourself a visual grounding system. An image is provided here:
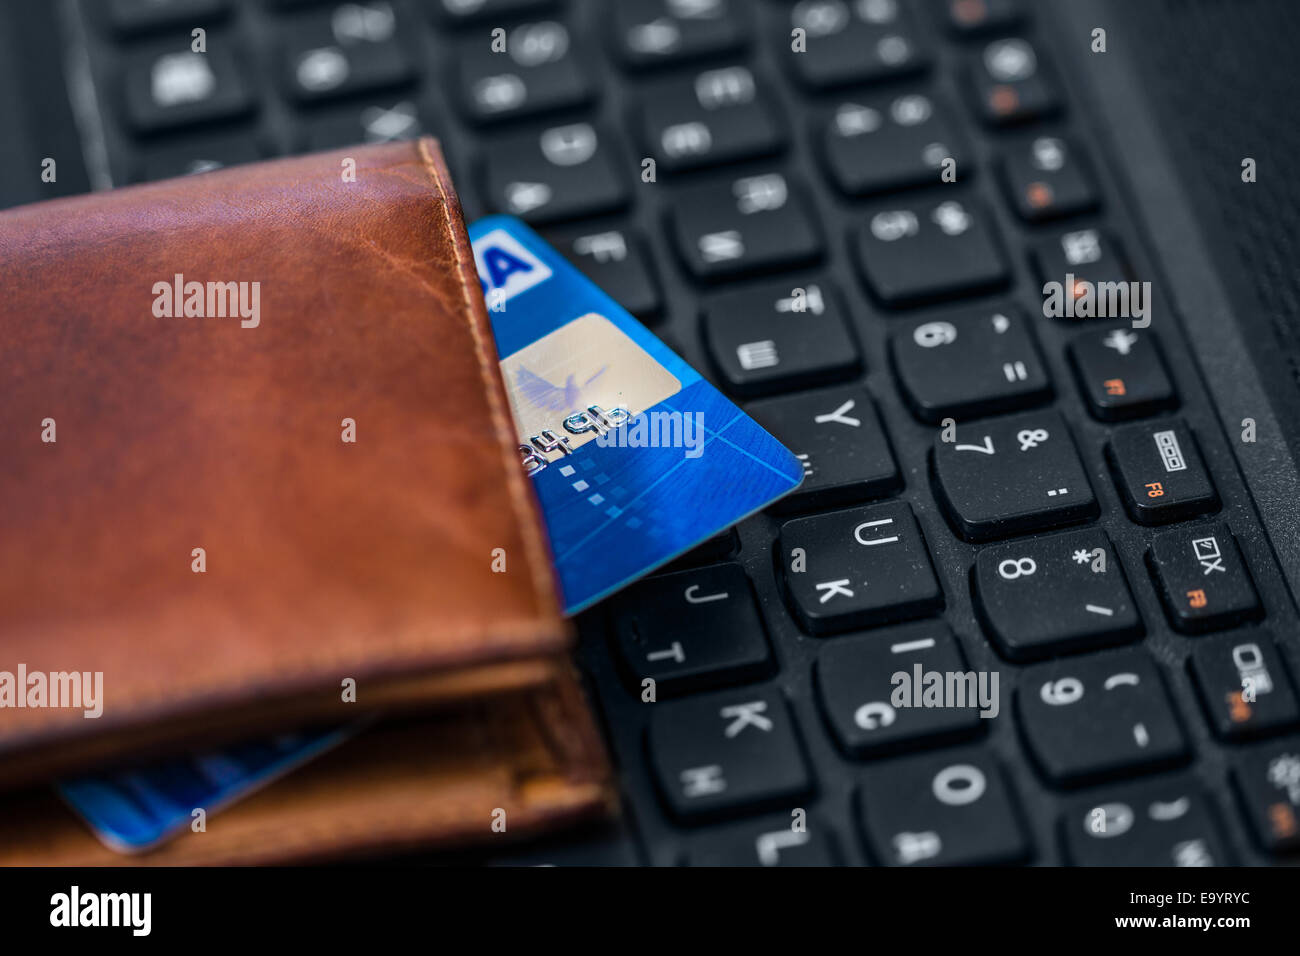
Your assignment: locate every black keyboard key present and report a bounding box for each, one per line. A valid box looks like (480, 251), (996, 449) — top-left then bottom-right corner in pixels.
(703, 280), (860, 396)
(786, 0), (929, 90)
(780, 501), (942, 635)
(818, 623), (985, 757)
(821, 91), (966, 197)
(670, 173), (822, 280)
(934, 0), (1025, 36)
(611, 564), (772, 697)
(1233, 741), (1300, 854)
(549, 227), (662, 319)
(134, 132), (263, 182)
(748, 385), (899, 511)
(302, 98), (429, 151)
(1018, 650), (1188, 786)
(1108, 419), (1217, 525)
(891, 307), (1050, 423)
(483, 122), (629, 224)
(968, 37), (1060, 126)
(1069, 327), (1176, 421)
(858, 748), (1029, 865)
(431, 0), (555, 26)
(122, 45), (254, 134)
(855, 197), (1008, 307)
(1062, 780), (1228, 866)
(641, 66), (783, 173)
(659, 528), (739, 572)
(1001, 134), (1098, 222)
(1190, 632), (1298, 739)
(454, 20), (593, 124)
(933, 410), (1097, 541)
(648, 687), (811, 820)
(108, 0), (230, 35)
(1149, 523), (1261, 633)
(1033, 227), (1131, 314)
(974, 528), (1141, 661)
(282, 3), (416, 104)
(612, 0), (749, 69)
(685, 814), (838, 866)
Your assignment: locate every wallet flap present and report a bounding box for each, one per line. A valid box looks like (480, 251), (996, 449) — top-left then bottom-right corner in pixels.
(0, 139), (569, 784)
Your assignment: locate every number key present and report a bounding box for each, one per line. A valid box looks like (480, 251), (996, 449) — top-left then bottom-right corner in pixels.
(933, 410), (1097, 541)
(974, 528), (1141, 661)
(1063, 780), (1228, 865)
(1018, 650), (1188, 785)
(891, 307), (1050, 423)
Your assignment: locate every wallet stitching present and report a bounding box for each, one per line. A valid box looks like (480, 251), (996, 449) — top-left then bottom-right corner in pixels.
(416, 137), (558, 619)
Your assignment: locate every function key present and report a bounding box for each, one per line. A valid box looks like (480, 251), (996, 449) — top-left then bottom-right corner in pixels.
(482, 122), (629, 224)
(454, 20), (593, 124)
(779, 501), (943, 635)
(855, 197), (1008, 307)
(1233, 741), (1300, 854)
(703, 280), (860, 396)
(282, 2), (416, 104)
(301, 98), (429, 151)
(611, 564), (772, 697)
(1033, 227), (1132, 315)
(1017, 649), (1188, 786)
(1001, 134), (1099, 222)
(1069, 327), (1176, 421)
(1062, 780), (1228, 866)
(122, 44), (254, 135)
(548, 227), (662, 319)
(748, 385), (899, 511)
(641, 66), (784, 174)
(932, 410), (1097, 542)
(685, 813), (838, 866)
(858, 748), (1029, 865)
(891, 307), (1050, 423)
(106, 0), (230, 35)
(1190, 632), (1298, 740)
(669, 172), (823, 281)
(933, 0), (1026, 36)
(1148, 523), (1261, 633)
(821, 91), (967, 197)
(647, 687), (811, 820)
(430, 0), (555, 26)
(1108, 419), (1217, 525)
(786, 0), (929, 90)
(968, 37), (1060, 126)
(973, 528), (1141, 661)
(817, 623), (985, 757)
(612, 0), (749, 69)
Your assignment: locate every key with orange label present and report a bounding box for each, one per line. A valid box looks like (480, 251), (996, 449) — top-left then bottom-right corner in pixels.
(1148, 523), (1262, 633)
(1069, 327), (1175, 421)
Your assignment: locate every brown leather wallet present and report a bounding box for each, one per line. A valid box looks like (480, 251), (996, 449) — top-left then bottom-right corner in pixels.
(0, 139), (612, 863)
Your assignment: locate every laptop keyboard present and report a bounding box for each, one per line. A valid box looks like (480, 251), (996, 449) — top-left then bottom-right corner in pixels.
(64, 0), (1300, 865)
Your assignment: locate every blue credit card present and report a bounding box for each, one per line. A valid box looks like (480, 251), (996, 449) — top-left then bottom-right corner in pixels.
(57, 727), (354, 853)
(470, 216), (804, 614)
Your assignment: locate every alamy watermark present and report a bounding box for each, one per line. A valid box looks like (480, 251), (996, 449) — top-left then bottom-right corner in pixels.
(890, 665), (1000, 719)
(0, 665), (102, 718)
(152, 273), (261, 328)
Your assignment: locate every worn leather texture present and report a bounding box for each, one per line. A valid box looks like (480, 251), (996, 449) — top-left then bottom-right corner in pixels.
(0, 139), (611, 859)
(0, 665), (610, 865)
